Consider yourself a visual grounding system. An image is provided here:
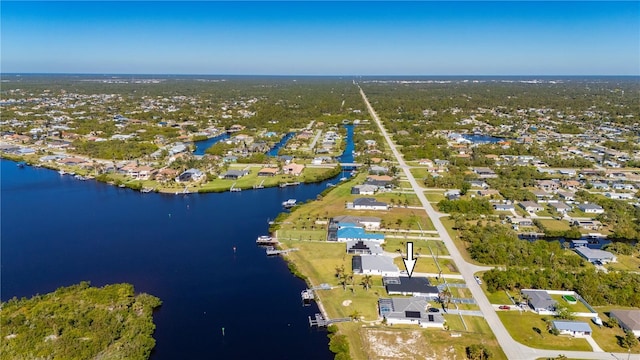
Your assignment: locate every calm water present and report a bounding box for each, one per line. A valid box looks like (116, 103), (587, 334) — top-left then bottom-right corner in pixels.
(462, 134), (504, 144)
(0, 162), (338, 359)
(193, 132), (230, 155)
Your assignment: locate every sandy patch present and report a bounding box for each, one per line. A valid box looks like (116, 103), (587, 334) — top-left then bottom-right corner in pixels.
(363, 329), (457, 360)
(342, 300), (352, 306)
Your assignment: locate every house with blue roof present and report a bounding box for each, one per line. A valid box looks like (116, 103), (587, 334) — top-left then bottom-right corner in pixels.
(337, 227), (385, 242)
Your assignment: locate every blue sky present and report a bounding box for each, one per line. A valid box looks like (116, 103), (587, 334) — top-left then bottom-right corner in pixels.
(1, 1), (639, 75)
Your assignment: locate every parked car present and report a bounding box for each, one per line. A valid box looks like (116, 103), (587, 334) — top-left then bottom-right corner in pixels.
(428, 307), (440, 313)
(474, 276), (482, 285)
(498, 305), (510, 310)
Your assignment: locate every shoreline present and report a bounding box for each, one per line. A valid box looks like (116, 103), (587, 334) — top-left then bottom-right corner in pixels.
(1, 154), (342, 195)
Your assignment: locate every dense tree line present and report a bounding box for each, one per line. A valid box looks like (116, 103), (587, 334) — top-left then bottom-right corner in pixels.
(0, 282), (161, 360)
(437, 198), (493, 215)
(72, 140), (158, 160)
(459, 223), (584, 268)
(483, 267), (640, 307)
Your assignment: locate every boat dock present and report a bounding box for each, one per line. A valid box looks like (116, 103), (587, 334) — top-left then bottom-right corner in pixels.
(253, 180), (265, 189)
(265, 247), (298, 256)
(279, 182), (300, 188)
(256, 236), (279, 245)
(308, 313), (351, 327)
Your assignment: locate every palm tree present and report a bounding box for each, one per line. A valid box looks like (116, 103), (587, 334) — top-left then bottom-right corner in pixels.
(361, 275), (373, 291)
(439, 289), (452, 309)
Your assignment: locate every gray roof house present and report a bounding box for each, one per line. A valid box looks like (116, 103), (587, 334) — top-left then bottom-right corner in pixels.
(378, 297), (445, 328)
(349, 198), (389, 211)
(552, 320), (592, 337)
(351, 184), (379, 195)
(522, 289), (556, 314)
(346, 240), (384, 255)
(548, 202), (571, 213)
(574, 247), (617, 264)
(609, 309), (640, 337)
(384, 276), (440, 298)
(577, 203), (604, 214)
(352, 255), (400, 276)
(219, 169), (249, 180)
(519, 201), (544, 213)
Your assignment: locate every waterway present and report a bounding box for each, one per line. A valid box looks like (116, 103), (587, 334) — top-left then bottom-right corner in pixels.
(462, 134), (504, 144)
(193, 132), (230, 155)
(1, 126), (355, 359)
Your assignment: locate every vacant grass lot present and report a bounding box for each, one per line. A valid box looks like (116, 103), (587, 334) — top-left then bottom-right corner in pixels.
(497, 312), (591, 351)
(381, 238), (449, 256)
(536, 219), (571, 232)
(392, 256), (459, 274)
(606, 254), (640, 272)
(424, 191), (446, 203)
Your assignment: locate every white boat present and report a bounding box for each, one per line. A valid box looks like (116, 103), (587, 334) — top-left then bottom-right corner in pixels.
(58, 170), (67, 175)
(282, 199), (297, 208)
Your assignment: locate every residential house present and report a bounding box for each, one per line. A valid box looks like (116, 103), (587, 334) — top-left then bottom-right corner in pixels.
(612, 183), (636, 191)
(176, 168), (205, 183)
(351, 184), (378, 195)
(574, 247), (616, 264)
(369, 165), (389, 175)
(494, 203), (515, 211)
(352, 255), (399, 276)
(557, 190), (576, 202)
(257, 167), (278, 177)
(560, 180), (581, 191)
(283, 163), (305, 176)
(472, 167), (498, 179)
(519, 201), (544, 213)
(532, 190), (554, 201)
(378, 297), (445, 328)
(548, 202), (571, 214)
(572, 220), (603, 231)
(552, 321), (592, 337)
(605, 192), (634, 200)
(577, 203), (604, 214)
(521, 289), (556, 314)
(331, 215), (382, 230)
(384, 276), (440, 299)
(336, 226), (385, 242)
(156, 168), (178, 182)
(349, 198), (389, 211)
(609, 310), (640, 337)
(537, 180), (559, 192)
(478, 189), (500, 197)
(220, 170), (249, 180)
(591, 181), (610, 190)
(469, 180), (489, 189)
(346, 240), (384, 255)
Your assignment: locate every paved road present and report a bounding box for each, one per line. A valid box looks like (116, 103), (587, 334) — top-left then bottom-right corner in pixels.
(358, 86), (639, 360)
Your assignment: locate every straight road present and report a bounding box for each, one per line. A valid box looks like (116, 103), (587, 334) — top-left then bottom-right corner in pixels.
(358, 85), (639, 360)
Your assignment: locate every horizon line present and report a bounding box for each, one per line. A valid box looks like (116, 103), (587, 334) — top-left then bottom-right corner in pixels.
(2, 72), (639, 77)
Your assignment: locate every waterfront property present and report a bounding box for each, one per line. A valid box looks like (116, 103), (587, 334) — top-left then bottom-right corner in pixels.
(378, 297), (445, 328)
(347, 198), (389, 211)
(352, 255), (400, 276)
(327, 218), (385, 242)
(331, 215), (381, 230)
(346, 240), (384, 255)
(574, 247), (617, 264)
(383, 276), (439, 299)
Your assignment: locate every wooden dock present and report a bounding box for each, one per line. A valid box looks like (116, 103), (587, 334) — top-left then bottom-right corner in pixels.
(308, 313), (351, 327)
(279, 182), (300, 188)
(256, 237), (279, 246)
(265, 247), (298, 256)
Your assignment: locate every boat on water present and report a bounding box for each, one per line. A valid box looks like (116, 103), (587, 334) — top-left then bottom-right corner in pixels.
(282, 199), (297, 208)
(58, 170), (67, 175)
(74, 174), (87, 180)
(256, 235), (278, 245)
(16, 162), (26, 168)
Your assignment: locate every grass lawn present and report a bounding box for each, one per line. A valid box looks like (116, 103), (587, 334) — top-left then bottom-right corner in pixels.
(497, 312), (591, 351)
(606, 254), (640, 272)
(536, 219), (571, 232)
(382, 238), (449, 256)
(485, 288), (514, 305)
(410, 167), (431, 179)
(549, 294), (591, 313)
(392, 256), (459, 274)
(424, 192), (446, 203)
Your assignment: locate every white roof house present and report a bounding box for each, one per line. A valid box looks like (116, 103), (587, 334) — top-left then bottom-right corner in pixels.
(352, 255), (399, 276)
(552, 320), (592, 337)
(577, 203), (604, 214)
(574, 247), (616, 264)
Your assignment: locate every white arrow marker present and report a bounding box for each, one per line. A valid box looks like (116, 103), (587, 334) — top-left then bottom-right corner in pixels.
(403, 242), (417, 278)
